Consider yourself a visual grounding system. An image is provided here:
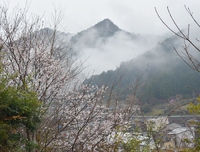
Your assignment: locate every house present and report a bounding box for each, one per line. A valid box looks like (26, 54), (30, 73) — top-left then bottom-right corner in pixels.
(159, 123), (182, 146)
(165, 123), (182, 132)
(168, 127), (195, 148)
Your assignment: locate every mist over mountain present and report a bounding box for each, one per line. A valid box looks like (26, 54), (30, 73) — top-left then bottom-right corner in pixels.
(69, 18), (167, 74)
(70, 18), (121, 47)
(86, 32), (200, 107)
(37, 19), (168, 75)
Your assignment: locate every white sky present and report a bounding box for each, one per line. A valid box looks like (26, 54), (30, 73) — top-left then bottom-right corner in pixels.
(2, 0), (200, 35)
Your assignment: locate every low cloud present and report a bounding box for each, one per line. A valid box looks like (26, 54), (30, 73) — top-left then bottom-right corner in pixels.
(77, 29), (167, 75)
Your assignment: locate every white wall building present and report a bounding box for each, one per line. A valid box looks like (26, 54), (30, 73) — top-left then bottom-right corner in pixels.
(146, 117), (169, 131)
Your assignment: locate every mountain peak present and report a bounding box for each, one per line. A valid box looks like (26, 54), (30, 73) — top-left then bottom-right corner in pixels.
(93, 18), (120, 37)
(94, 19), (119, 28)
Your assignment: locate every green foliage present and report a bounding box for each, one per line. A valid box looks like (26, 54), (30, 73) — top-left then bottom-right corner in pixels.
(0, 74), (41, 151)
(187, 97), (200, 151)
(188, 97), (200, 115)
(122, 138), (141, 152)
(25, 140), (40, 152)
(0, 85), (41, 129)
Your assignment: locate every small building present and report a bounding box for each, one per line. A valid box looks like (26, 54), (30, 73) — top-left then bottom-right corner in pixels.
(159, 122), (182, 146)
(145, 117), (169, 131)
(168, 127), (195, 148)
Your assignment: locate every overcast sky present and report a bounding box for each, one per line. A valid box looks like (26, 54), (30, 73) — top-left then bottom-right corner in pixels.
(2, 0), (200, 35)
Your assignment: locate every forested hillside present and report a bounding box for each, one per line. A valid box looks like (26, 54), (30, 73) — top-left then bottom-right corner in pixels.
(86, 33), (200, 107)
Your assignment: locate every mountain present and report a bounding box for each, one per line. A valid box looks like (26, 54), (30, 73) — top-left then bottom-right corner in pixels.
(85, 33), (200, 107)
(34, 28), (75, 57)
(35, 27), (73, 41)
(68, 18), (166, 74)
(70, 18), (163, 48)
(69, 18), (125, 53)
(36, 19), (165, 75)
